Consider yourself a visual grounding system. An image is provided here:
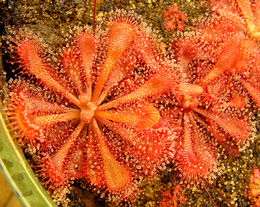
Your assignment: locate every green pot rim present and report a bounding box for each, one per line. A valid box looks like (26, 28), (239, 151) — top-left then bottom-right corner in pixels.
(0, 102), (57, 207)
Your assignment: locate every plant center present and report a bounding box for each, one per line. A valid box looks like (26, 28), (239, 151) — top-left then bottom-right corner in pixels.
(79, 93), (98, 123)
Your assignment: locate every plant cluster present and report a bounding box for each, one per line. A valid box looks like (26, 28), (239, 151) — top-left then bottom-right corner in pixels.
(2, 0), (260, 206)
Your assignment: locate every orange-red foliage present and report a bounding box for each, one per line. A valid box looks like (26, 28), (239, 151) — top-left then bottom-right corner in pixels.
(3, 0), (259, 204)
